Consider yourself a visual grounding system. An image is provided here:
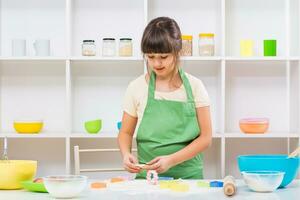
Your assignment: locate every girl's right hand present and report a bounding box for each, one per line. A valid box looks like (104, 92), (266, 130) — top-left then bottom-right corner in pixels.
(123, 153), (141, 173)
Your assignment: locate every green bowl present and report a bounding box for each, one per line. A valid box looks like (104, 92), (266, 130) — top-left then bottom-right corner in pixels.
(84, 119), (102, 134)
(21, 180), (48, 193)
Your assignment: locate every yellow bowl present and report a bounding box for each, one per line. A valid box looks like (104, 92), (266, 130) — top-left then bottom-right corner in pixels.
(14, 121), (43, 134)
(0, 160), (37, 189)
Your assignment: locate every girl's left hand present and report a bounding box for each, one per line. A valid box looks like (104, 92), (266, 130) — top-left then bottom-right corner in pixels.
(143, 155), (175, 173)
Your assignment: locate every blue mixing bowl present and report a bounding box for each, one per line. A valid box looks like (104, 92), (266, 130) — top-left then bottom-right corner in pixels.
(237, 155), (300, 187)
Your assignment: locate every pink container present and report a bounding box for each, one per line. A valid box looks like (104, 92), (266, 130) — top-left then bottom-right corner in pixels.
(239, 118), (269, 134)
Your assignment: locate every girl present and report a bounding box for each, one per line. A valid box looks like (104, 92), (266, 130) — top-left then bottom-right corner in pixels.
(118, 16), (212, 179)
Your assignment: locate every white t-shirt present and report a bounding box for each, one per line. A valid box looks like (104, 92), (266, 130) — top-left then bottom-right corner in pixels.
(123, 72), (210, 127)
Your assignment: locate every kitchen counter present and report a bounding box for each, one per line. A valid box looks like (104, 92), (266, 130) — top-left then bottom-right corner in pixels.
(0, 180), (299, 200)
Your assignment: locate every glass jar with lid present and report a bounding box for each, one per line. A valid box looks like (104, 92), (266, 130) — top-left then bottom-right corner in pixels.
(82, 40), (96, 56)
(198, 33), (215, 56)
(102, 38), (116, 56)
(180, 35), (193, 56)
(119, 38), (133, 56)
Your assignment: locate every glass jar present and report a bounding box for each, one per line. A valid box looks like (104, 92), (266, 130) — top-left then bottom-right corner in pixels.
(102, 38), (116, 56)
(198, 33), (215, 56)
(119, 38), (133, 56)
(82, 40), (96, 56)
(180, 35), (193, 56)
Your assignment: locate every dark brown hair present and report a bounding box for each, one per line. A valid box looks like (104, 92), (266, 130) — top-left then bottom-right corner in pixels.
(141, 17), (182, 54)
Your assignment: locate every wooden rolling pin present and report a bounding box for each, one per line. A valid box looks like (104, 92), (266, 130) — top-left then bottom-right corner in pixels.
(223, 175), (236, 196)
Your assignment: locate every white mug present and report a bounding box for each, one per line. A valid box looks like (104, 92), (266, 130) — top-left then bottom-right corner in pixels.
(12, 39), (26, 56)
(33, 39), (50, 56)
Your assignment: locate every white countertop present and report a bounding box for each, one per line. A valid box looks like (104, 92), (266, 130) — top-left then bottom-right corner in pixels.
(0, 179), (299, 200)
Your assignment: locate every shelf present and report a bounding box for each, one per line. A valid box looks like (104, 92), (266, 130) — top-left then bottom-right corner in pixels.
(70, 56), (143, 61)
(71, 133), (119, 138)
(181, 56), (222, 61)
(0, 57), (66, 61)
(224, 133), (299, 138)
(0, 133), (67, 138)
(225, 57), (288, 61)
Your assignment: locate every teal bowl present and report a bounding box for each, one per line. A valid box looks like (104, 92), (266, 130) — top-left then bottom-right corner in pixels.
(238, 155), (300, 187)
(117, 121), (122, 130)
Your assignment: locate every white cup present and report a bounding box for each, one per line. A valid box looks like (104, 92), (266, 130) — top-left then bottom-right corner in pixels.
(33, 39), (50, 56)
(12, 39), (26, 56)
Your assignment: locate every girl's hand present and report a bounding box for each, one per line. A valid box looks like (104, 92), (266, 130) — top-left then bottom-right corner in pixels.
(123, 153), (141, 173)
(144, 155), (175, 173)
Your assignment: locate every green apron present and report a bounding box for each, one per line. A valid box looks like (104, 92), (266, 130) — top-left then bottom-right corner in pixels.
(136, 68), (203, 179)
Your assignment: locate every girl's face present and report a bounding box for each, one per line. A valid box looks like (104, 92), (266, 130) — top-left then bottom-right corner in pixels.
(146, 53), (176, 79)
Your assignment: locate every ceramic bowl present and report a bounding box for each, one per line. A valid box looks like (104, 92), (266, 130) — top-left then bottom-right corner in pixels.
(14, 120), (43, 134)
(84, 119), (102, 134)
(0, 160), (37, 189)
(239, 118), (269, 134)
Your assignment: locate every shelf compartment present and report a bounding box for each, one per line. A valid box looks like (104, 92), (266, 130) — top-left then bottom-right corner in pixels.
(71, 60), (144, 134)
(0, 0), (66, 57)
(71, 0), (144, 57)
(203, 138), (221, 179)
(0, 138), (66, 176)
(225, 61), (288, 133)
(0, 60), (66, 134)
(70, 138), (135, 179)
(290, 61), (300, 133)
(148, 0), (222, 56)
(226, 0), (286, 57)
(290, 0), (300, 56)
(183, 61), (222, 134)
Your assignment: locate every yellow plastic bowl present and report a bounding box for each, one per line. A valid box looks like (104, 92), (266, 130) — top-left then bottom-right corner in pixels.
(14, 121), (43, 134)
(0, 160), (37, 189)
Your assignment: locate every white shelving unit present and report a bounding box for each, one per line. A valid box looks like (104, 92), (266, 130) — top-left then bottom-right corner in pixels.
(0, 0), (299, 179)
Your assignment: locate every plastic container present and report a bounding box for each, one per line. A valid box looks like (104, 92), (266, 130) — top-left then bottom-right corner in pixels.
(43, 175), (87, 199)
(240, 40), (254, 57)
(180, 35), (193, 56)
(102, 38), (116, 56)
(264, 40), (276, 56)
(237, 155), (300, 187)
(198, 33), (214, 56)
(0, 160), (37, 189)
(239, 118), (269, 134)
(241, 171), (284, 192)
(14, 120), (43, 134)
(119, 38), (132, 56)
(82, 40), (96, 56)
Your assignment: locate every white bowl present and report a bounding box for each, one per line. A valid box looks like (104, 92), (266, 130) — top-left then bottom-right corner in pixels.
(241, 171), (284, 192)
(43, 175), (87, 198)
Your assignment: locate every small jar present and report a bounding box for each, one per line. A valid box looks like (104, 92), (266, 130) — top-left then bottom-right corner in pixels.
(198, 33), (215, 56)
(82, 40), (96, 56)
(102, 38), (116, 56)
(119, 38), (133, 56)
(180, 35), (193, 56)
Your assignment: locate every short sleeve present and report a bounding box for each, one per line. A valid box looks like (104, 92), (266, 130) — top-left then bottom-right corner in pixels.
(193, 79), (211, 108)
(123, 82), (138, 117)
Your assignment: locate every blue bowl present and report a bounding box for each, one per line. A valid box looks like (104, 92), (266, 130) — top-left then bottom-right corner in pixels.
(117, 121), (122, 130)
(238, 155), (300, 187)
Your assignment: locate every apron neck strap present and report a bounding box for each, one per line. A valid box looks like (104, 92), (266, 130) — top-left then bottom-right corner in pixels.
(148, 68), (194, 102)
